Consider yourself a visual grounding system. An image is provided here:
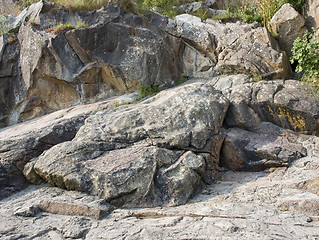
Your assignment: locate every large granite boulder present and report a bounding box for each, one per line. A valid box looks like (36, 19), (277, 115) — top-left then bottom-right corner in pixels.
(220, 122), (307, 171)
(0, 94), (137, 200)
(209, 75), (319, 135)
(270, 3), (306, 58)
(25, 82), (229, 207)
(164, 14), (291, 79)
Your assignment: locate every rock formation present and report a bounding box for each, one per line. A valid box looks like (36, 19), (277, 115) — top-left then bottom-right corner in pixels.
(0, 1), (292, 127)
(270, 3), (306, 58)
(0, 0), (319, 239)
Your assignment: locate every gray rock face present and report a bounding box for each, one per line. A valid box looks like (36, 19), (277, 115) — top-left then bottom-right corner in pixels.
(220, 122), (307, 171)
(26, 82), (229, 207)
(304, 0), (319, 30)
(1, 2), (185, 127)
(210, 75), (319, 135)
(165, 14), (291, 80)
(0, 96), (129, 200)
(270, 3), (306, 58)
(0, 34), (24, 128)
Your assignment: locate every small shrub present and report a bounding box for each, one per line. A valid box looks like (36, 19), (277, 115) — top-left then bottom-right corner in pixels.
(290, 30), (319, 89)
(139, 85), (159, 98)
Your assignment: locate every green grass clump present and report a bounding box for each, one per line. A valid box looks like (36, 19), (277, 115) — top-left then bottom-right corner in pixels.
(0, 18), (9, 36)
(54, 22), (75, 32)
(76, 21), (88, 29)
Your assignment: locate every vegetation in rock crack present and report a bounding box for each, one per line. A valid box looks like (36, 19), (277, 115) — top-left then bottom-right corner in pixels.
(76, 21), (88, 29)
(0, 17), (9, 36)
(138, 85), (159, 98)
(213, 0), (304, 34)
(45, 22), (75, 34)
(290, 30), (319, 90)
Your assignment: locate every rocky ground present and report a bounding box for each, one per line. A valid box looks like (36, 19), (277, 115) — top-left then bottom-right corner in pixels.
(1, 76), (319, 239)
(1, 152), (319, 239)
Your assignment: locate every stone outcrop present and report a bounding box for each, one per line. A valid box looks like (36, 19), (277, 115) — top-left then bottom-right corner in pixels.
(270, 3), (306, 58)
(304, 0), (319, 30)
(0, 1), (185, 127)
(0, 1), (295, 128)
(25, 82), (229, 207)
(209, 75), (319, 135)
(0, 94), (137, 199)
(164, 14), (291, 80)
(220, 122), (307, 171)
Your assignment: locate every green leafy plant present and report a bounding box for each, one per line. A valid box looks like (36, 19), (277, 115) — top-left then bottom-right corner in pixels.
(290, 30), (319, 88)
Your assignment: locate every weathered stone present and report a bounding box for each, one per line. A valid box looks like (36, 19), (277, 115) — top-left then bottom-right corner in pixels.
(276, 199), (319, 215)
(28, 82), (229, 207)
(303, 0), (319, 30)
(220, 122), (307, 171)
(0, 34), (24, 128)
(165, 14), (291, 79)
(0, 97), (120, 200)
(0, 2), (187, 127)
(210, 75), (319, 135)
(270, 3), (306, 58)
(38, 200), (109, 219)
(14, 204), (40, 217)
(61, 217), (91, 239)
(174, 2), (226, 18)
(2, 134), (319, 239)
(0, 0), (20, 15)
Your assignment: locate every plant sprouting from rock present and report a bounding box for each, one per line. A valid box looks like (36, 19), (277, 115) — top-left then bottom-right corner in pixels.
(0, 17), (9, 36)
(290, 30), (319, 88)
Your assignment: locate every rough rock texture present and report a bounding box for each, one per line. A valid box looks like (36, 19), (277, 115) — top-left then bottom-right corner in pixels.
(164, 14), (291, 79)
(26, 82), (229, 207)
(1, 2), (185, 127)
(209, 75), (319, 135)
(220, 122), (307, 171)
(0, 93), (138, 200)
(1, 135), (319, 239)
(0, 0), (20, 15)
(270, 3), (306, 58)
(174, 2), (226, 17)
(304, 0), (319, 30)
(0, 34), (24, 128)
(1, 2), (295, 127)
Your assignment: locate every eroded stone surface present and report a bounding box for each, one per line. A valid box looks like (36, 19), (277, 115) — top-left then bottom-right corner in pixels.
(27, 82), (229, 207)
(220, 122), (307, 171)
(0, 94), (138, 199)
